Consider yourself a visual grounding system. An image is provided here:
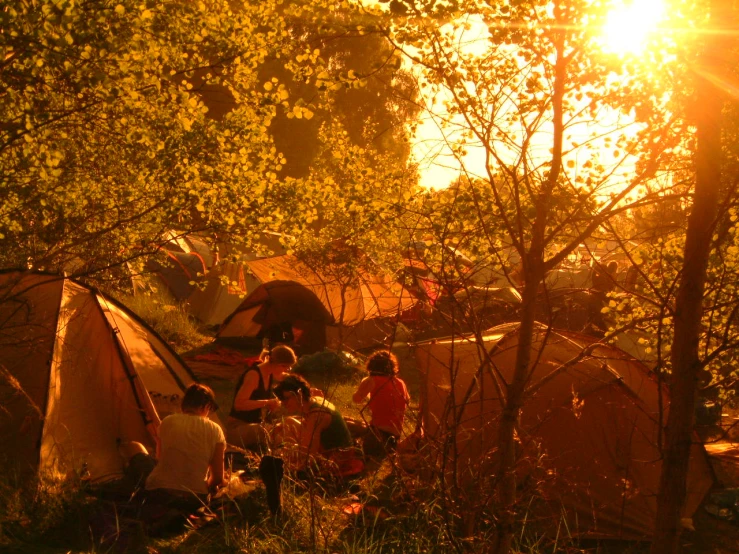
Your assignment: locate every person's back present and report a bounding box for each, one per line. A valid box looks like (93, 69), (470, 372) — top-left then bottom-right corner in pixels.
(353, 350), (410, 456)
(308, 397), (353, 451)
(145, 412), (224, 495)
(365, 375), (409, 437)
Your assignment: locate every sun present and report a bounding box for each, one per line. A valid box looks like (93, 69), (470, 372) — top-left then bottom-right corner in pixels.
(600, 0), (666, 55)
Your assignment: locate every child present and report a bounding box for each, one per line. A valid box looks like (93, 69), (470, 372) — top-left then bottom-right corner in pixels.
(352, 350), (410, 457)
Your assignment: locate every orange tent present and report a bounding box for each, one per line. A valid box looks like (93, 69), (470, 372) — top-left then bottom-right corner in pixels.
(415, 322), (713, 539)
(243, 254), (415, 325)
(0, 270), (215, 482)
(218, 254), (416, 352)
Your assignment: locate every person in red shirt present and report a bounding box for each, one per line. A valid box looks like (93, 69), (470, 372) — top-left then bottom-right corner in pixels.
(352, 350), (410, 457)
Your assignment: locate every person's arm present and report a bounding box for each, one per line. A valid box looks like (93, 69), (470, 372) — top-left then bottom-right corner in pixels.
(401, 379), (411, 404)
(233, 371), (280, 412)
(207, 442), (226, 492)
(352, 377), (374, 404)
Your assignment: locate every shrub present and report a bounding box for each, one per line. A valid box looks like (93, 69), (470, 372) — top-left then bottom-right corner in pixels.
(293, 350), (363, 384)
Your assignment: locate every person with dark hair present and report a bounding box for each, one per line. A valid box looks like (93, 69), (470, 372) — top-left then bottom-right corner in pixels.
(352, 350), (410, 457)
(273, 374), (353, 459)
(253, 374), (362, 516)
(226, 344), (297, 451)
(144, 383), (225, 508)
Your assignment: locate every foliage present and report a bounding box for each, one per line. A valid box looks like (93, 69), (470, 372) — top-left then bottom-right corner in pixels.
(261, 13), (420, 179)
(0, 0), (290, 274)
(602, 26), (739, 408)
(361, 0), (708, 550)
(604, 204), (739, 407)
(0, 0), (419, 283)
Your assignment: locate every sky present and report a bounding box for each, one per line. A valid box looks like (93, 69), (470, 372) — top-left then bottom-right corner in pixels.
(408, 0), (668, 191)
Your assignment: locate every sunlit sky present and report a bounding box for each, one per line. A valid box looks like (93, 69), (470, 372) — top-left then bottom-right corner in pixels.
(410, 0), (668, 190)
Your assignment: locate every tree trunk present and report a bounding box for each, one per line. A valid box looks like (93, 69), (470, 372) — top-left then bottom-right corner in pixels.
(492, 258), (544, 554)
(493, 10), (567, 551)
(651, 3), (724, 551)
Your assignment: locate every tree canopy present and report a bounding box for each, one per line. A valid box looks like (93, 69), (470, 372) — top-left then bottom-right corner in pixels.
(0, 0), (419, 280)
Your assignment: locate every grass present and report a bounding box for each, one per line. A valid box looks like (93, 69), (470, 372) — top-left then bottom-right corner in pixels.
(115, 289), (213, 354)
(0, 472), (97, 552)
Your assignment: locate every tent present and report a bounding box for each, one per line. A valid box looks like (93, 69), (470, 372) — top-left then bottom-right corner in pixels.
(544, 266), (593, 290)
(187, 260), (262, 326)
(451, 285), (522, 327)
(218, 280), (333, 353)
(243, 254), (416, 325)
(219, 255), (417, 352)
(0, 270), (207, 483)
(186, 233), (289, 326)
(145, 249), (207, 301)
(161, 230), (215, 268)
(415, 322), (713, 539)
(217, 280), (402, 353)
(535, 287), (606, 335)
(139, 231), (291, 326)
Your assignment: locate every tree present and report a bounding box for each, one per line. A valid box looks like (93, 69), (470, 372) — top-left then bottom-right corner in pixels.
(379, 0), (698, 549)
(652, 0), (735, 550)
(262, 22), (420, 179)
(1, 0), (298, 276)
(1, 0), (418, 286)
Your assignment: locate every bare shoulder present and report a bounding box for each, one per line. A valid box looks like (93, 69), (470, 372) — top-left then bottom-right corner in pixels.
(238, 368), (259, 389)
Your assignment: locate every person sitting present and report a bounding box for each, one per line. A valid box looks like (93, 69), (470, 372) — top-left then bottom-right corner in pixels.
(272, 374), (362, 479)
(226, 345), (297, 451)
(352, 350), (410, 457)
(144, 383), (225, 514)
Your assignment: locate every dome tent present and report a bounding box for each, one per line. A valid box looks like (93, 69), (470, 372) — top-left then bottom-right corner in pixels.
(218, 254), (416, 353)
(218, 280), (334, 353)
(0, 270), (210, 483)
(415, 322), (713, 539)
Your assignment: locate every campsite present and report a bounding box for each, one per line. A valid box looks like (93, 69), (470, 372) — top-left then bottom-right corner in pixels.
(3, 0), (739, 553)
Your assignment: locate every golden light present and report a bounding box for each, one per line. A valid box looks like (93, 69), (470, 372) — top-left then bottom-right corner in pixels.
(600, 0), (666, 55)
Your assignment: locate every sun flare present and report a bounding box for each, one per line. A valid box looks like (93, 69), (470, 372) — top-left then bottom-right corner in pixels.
(601, 0), (666, 55)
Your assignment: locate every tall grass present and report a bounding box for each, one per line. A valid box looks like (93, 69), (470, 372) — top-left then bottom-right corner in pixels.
(116, 290), (212, 354)
(0, 472), (94, 551)
(0, 464), (634, 553)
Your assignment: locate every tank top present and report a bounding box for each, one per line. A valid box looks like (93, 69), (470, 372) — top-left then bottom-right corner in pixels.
(229, 365), (273, 423)
(308, 399), (352, 451)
